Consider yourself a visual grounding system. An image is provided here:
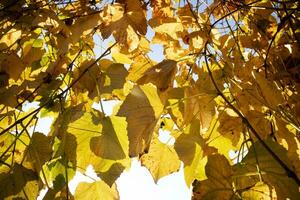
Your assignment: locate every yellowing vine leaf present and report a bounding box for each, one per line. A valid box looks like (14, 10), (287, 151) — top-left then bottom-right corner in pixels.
(192, 154), (234, 200)
(252, 71), (284, 108)
(241, 182), (276, 200)
(67, 111), (129, 168)
(100, 0), (147, 52)
(137, 59), (177, 91)
(149, 18), (184, 41)
(175, 120), (216, 185)
(42, 157), (75, 190)
(0, 28), (21, 50)
(69, 13), (102, 43)
(100, 63), (128, 97)
(205, 116), (242, 161)
(218, 112), (243, 146)
(52, 105), (130, 186)
(0, 164), (39, 200)
(127, 55), (153, 82)
(25, 132), (53, 172)
(185, 31), (208, 51)
(234, 138), (299, 199)
(75, 181), (119, 200)
(89, 116), (129, 160)
(117, 83), (164, 156)
(0, 53), (25, 81)
(73, 60), (101, 98)
(141, 137), (180, 182)
(151, 0), (174, 18)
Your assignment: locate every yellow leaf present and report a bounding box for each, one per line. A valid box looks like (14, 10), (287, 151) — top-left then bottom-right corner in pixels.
(218, 112), (243, 146)
(149, 18), (183, 41)
(245, 110), (270, 139)
(0, 28), (21, 50)
(73, 60), (101, 97)
(69, 13), (101, 43)
(25, 132), (53, 172)
(0, 164), (39, 200)
(32, 9), (69, 36)
(53, 106), (130, 186)
(185, 31), (208, 51)
(137, 59), (177, 91)
(100, 0), (147, 52)
(75, 181), (119, 200)
(117, 83), (164, 156)
(112, 51), (133, 64)
(151, 0), (174, 18)
(235, 138), (297, 199)
(205, 116), (241, 161)
(175, 119), (216, 185)
(241, 182), (277, 200)
(252, 71), (284, 108)
(127, 55), (153, 82)
(141, 138), (180, 182)
(192, 155), (234, 200)
(23, 47), (45, 66)
(100, 63), (128, 97)
(66, 113), (129, 167)
(0, 53), (25, 81)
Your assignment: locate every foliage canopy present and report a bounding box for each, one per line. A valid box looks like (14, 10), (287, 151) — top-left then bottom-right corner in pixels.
(0, 0), (300, 199)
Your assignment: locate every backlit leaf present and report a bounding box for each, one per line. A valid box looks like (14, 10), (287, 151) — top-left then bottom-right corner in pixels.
(192, 154), (234, 200)
(137, 59), (177, 91)
(234, 138), (299, 199)
(100, 0), (147, 52)
(141, 137), (180, 182)
(75, 181), (119, 200)
(117, 83), (164, 156)
(0, 164), (39, 200)
(25, 132), (53, 172)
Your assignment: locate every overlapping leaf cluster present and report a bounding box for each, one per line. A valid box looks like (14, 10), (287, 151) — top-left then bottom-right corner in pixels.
(0, 0), (299, 199)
